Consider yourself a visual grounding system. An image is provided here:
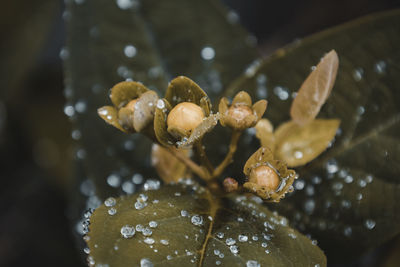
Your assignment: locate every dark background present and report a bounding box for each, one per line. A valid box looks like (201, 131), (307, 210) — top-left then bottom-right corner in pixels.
(0, 0), (399, 266)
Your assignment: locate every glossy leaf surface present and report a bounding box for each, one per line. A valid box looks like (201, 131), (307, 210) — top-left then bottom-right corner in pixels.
(87, 183), (326, 266)
(225, 10), (400, 261)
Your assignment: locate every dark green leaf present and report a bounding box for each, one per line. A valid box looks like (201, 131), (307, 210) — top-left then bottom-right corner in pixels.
(86, 183), (326, 266)
(224, 10), (400, 261)
(64, 0), (256, 198)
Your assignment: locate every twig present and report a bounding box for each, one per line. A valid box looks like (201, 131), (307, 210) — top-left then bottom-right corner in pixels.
(213, 130), (242, 178)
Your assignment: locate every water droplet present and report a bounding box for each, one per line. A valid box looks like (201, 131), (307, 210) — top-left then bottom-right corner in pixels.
(144, 237), (155, 244)
(353, 68), (364, 81)
(142, 227), (152, 236)
(294, 179), (305, 190)
(75, 100), (87, 113)
(374, 60), (386, 74)
(216, 232), (224, 239)
(358, 179), (367, 188)
(121, 225), (135, 238)
(180, 210), (189, 217)
(135, 201), (146, 210)
(107, 174), (121, 188)
(108, 208), (117, 215)
(201, 46), (215, 60)
(64, 105), (75, 117)
(364, 219), (376, 229)
(59, 47), (69, 60)
(144, 179), (160, 190)
(149, 221), (158, 228)
(225, 238), (236, 246)
(230, 245), (239, 254)
(191, 215), (204, 226)
(83, 247), (90, 254)
(238, 234), (248, 242)
(344, 175), (353, 184)
(273, 86), (289, 100)
(71, 129), (82, 140)
(140, 258), (153, 267)
(304, 199), (315, 214)
(214, 249), (220, 255)
(312, 176), (322, 184)
(227, 10), (239, 24)
(343, 226), (352, 237)
(132, 173), (143, 184)
(294, 151), (303, 159)
(216, 260), (221, 265)
(124, 44), (137, 58)
(104, 197), (116, 207)
(122, 181), (135, 194)
(246, 260), (260, 267)
(116, 0), (139, 10)
(160, 239), (169, 245)
(326, 159), (339, 174)
(136, 224), (144, 232)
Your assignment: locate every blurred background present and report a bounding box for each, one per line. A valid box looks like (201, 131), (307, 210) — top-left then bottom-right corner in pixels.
(0, 0), (399, 266)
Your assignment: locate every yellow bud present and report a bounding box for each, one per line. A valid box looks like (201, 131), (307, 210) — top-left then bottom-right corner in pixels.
(249, 165), (280, 191)
(227, 104), (253, 122)
(167, 102), (205, 138)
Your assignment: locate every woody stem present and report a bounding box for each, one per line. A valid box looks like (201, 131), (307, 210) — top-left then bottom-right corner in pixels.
(212, 130), (242, 179)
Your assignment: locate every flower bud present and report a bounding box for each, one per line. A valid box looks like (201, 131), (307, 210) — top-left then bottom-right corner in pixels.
(227, 104), (253, 123)
(249, 165), (279, 191)
(223, 177), (239, 192)
(167, 102), (205, 138)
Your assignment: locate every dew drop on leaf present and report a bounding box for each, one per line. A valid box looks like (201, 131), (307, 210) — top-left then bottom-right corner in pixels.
(246, 260), (260, 267)
(364, 219), (376, 230)
(191, 215), (204, 226)
(120, 225), (135, 238)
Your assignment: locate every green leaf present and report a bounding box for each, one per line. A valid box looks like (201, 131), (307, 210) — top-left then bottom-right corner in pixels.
(64, 0), (256, 199)
(224, 10), (400, 261)
(86, 183), (326, 266)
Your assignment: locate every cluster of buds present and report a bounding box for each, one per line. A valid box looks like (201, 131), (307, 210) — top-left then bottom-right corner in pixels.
(98, 76), (296, 202)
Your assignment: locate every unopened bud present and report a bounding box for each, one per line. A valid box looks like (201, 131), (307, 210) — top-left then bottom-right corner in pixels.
(167, 102), (205, 138)
(223, 177), (239, 192)
(249, 165), (279, 191)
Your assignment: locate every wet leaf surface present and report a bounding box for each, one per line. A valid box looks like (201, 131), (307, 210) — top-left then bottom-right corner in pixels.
(87, 183), (326, 266)
(224, 10), (400, 261)
(65, 0), (256, 199)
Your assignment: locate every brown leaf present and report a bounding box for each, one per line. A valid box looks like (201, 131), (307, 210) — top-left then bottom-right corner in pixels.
(274, 119), (340, 167)
(151, 144), (190, 183)
(290, 50), (339, 126)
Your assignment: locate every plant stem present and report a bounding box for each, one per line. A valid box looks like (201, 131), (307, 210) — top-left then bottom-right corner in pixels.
(212, 130), (242, 178)
(195, 139), (214, 174)
(166, 146), (209, 180)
